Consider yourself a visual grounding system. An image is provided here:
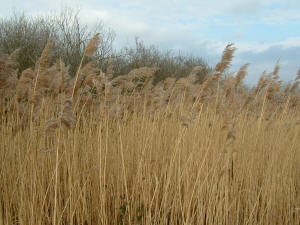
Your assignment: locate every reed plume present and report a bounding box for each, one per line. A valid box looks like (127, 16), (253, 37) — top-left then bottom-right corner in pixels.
(85, 33), (100, 57)
(37, 38), (54, 69)
(72, 33), (100, 98)
(215, 43), (236, 74)
(45, 98), (74, 133)
(0, 49), (19, 93)
(234, 63), (249, 89)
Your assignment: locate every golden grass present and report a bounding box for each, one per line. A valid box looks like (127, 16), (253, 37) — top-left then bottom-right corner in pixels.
(0, 35), (299, 225)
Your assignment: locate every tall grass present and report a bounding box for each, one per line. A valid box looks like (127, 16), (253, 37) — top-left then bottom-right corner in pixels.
(0, 35), (299, 225)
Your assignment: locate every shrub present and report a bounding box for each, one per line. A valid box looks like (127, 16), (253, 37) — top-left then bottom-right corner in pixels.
(0, 9), (115, 77)
(0, 9), (211, 85)
(110, 38), (211, 83)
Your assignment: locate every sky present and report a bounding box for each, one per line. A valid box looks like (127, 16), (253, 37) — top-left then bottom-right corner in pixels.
(0, 0), (300, 85)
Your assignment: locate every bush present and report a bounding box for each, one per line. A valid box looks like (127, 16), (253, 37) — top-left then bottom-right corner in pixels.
(0, 9), (115, 77)
(0, 9), (210, 83)
(110, 38), (211, 83)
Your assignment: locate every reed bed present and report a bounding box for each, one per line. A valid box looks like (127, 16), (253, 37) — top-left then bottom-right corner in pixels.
(0, 35), (299, 225)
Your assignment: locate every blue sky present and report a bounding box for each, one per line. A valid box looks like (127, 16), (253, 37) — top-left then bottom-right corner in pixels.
(0, 0), (300, 85)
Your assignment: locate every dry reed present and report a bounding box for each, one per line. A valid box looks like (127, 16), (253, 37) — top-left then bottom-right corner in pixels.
(0, 38), (299, 225)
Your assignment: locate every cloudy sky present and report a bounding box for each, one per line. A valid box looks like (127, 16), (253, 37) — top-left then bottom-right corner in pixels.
(1, 0), (300, 85)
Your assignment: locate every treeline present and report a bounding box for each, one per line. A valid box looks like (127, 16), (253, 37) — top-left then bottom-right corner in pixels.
(0, 9), (211, 83)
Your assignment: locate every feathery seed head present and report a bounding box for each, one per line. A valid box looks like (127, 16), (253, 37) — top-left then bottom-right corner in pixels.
(38, 38), (54, 69)
(85, 33), (100, 57)
(235, 63), (250, 88)
(215, 43), (236, 74)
